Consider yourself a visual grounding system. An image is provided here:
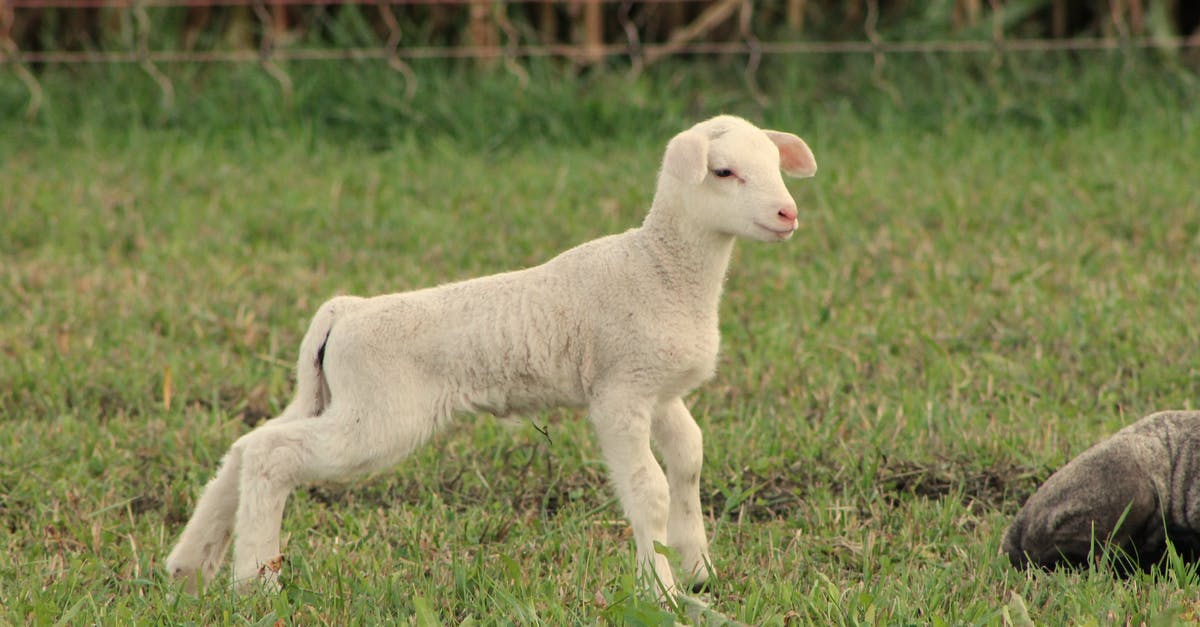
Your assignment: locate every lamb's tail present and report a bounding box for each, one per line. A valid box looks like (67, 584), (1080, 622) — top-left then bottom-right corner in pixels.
(290, 296), (364, 418)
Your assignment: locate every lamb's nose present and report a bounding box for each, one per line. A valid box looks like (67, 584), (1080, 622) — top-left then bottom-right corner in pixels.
(777, 205), (798, 222)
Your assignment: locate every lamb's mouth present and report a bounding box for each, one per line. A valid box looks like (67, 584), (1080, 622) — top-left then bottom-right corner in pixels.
(754, 222), (796, 238)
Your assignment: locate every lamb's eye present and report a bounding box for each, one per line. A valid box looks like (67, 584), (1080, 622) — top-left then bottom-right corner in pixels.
(713, 168), (735, 178)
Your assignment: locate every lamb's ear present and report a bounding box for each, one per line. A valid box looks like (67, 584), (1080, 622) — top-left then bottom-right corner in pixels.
(764, 130), (817, 178)
(661, 129), (709, 185)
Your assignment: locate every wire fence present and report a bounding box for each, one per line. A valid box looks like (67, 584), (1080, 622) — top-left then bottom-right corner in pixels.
(3, 0), (1199, 116)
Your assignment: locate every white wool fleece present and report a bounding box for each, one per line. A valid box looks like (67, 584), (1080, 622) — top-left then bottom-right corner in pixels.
(166, 114), (817, 598)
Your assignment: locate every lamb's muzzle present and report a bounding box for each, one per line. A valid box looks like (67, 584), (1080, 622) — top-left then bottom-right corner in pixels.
(165, 114), (817, 599)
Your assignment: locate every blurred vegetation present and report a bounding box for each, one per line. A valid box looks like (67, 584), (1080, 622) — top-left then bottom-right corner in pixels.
(5, 0), (1199, 59)
(2, 48), (1197, 154)
(4, 0), (1198, 147)
(4, 1), (1198, 147)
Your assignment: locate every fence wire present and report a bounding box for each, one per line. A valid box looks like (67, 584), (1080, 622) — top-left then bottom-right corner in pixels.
(3, 0), (1198, 118)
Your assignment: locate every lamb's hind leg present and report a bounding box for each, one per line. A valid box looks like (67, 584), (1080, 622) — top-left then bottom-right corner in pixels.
(652, 398), (712, 590)
(166, 399), (319, 591)
(231, 395), (441, 589)
(165, 446), (242, 591)
(166, 296), (362, 590)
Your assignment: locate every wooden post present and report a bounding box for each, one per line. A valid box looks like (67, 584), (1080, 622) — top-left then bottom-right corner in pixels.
(665, 1), (686, 40)
(539, 2), (557, 45)
(468, 0), (499, 64)
(582, 0), (603, 64)
(953, 0), (981, 29)
(845, 0), (863, 31)
(787, 0), (806, 31)
(270, 3), (288, 43)
(0, 1), (13, 47)
(1128, 0), (1144, 35)
(1051, 0), (1066, 38)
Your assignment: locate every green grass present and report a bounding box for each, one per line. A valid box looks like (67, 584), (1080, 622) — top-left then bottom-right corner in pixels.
(2, 55), (1200, 624)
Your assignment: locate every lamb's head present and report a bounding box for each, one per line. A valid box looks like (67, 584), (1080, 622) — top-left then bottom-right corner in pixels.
(658, 115), (817, 242)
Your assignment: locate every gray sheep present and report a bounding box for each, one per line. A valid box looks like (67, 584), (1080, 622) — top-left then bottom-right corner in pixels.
(1003, 410), (1200, 573)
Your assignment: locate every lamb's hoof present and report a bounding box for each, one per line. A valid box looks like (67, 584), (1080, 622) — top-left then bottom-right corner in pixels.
(681, 563), (713, 594)
(167, 567), (205, 595)
(234, 555), (285, 593)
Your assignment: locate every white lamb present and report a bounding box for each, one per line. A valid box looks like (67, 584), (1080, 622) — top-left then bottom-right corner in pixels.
(165, 114), (817, 597)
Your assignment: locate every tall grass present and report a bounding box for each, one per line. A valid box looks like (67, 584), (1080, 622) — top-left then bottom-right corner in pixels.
(2, 54), (1199, 623)
(6, 49), (1197, 147)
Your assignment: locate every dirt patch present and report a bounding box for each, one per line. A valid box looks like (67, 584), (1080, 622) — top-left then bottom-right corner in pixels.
(704, 464), (815, 523)
(304, 451), (1048, 524)
(304, 442), (614, 520)
(879, 458), (1044, 513)
(129, 493), (164, 514)
(703, 456), (1046, 522)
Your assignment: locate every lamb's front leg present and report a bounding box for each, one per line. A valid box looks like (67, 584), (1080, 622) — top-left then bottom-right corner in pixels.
(590, 398), (676, 597)
(652, 398), (712, 590)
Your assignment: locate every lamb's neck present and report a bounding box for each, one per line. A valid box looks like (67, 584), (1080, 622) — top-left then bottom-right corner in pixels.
(639, 195), (736, 316)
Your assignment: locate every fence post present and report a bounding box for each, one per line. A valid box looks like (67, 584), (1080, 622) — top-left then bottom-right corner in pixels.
(787, 0), (806, 31)
(739, 0), (766, 106)
(0, 0), (43, 118)
(618, 0), (643, 75)
(468, 0), (499, 65)
(494, 1), (529, 87)
(988, 0), (1005, 68)
(582, 0), (603, 64)
(378, 2), (417, 98)
(1051, 0), (1066, 38)
(538, 1), (556, 45)
(134, 0), (176, 115)
(254, 0), (293, 105)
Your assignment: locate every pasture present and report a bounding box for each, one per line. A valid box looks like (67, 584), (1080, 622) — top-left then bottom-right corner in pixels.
(2, 56), (1199, 623)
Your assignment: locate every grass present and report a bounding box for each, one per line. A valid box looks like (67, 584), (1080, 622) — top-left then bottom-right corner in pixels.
(2, 53), (1200, 623)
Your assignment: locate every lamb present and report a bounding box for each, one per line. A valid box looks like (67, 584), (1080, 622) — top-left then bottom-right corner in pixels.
(1003, 410), (1200, 574)
(165, 114), (818, 597)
